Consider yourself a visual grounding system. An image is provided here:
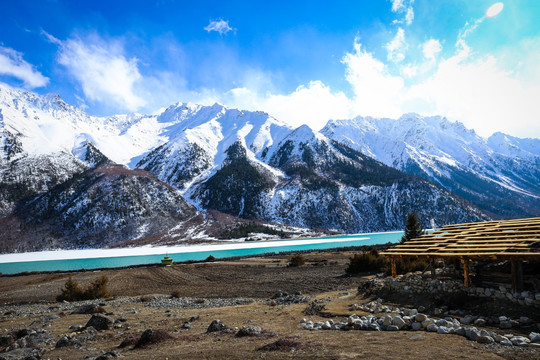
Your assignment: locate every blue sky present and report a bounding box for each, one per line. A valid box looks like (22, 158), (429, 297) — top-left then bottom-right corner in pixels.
(1, 0), (539, 138)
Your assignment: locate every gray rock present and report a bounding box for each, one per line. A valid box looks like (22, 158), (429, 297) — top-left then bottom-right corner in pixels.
(392, 316), (406, 329)
(85, 314), (114, 331)
(382, 316), (392, 326)
(422, 318), (435, 328)
(56, 335), (82, 348)
(460, 316), (472, 325)
(465, 328), (480, 341)
(95, 351), (121, 360)
(410, 334), (425, 340)
(411, 322), (422, 331)
(455, 327), (466, 336)
(474, 318), (486, 326)
(438, 326), (454, 334)
(182, 322), (192, 329)
(415, 313), (427, 322)
(529, 332), (540, 343)
(385, 325), (399, 331)
(511, 336), (531, 346)
(236, 326), (262, 337)
(426, 323), (439, 332)
(493, 334), (509, 343)
(207, 319), (228, 333)
(500, 339), (513, 346)
(0, 348), (45, 360)
(476, 335), (494, 344)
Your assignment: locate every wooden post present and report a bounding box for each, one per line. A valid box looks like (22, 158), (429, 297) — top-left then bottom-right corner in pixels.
(511, 261), (524, 293)
(430, 258), (436, 278)
(391, 257), (397, 278)
(462, 259), (471, 288)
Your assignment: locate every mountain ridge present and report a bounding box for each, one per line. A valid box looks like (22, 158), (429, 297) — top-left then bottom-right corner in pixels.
(1, 82), (538, 252)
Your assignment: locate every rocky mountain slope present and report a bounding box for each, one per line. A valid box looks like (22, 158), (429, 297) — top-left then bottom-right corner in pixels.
(2, 82), (538, 251)
(321, 114), (540, 218)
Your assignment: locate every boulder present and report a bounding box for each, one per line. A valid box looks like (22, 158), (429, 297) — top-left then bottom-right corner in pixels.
(473, 318), (486, 326)
(437, 326), (452, 334)
(206, 319), (228, 333)
(382, 316), (392, 326)
(529, 332), (540, 343)
(493, 334), (509, 343)
(476, 335), (494, 344)
(426, 324), (439, 332)
(236, 326), (262, 337)
(85, 314), (114, 331)
(415, 314), (427, 322)
(392, 316), (406, 330)
(511, 336), (531, 346)
(465, 328), (480, 341)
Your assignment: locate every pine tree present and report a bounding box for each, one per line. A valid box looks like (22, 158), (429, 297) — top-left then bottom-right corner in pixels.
(401, 212), (424, 243)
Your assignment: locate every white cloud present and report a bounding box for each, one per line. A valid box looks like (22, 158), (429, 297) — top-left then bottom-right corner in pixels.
(391, 0), (414, 26)
(338, 36), (540, 138)
(422, 39), (442, 60)
(391, 0), (405, 12)
(204, 20), (234, 35)
(0, 46), (49, 88)
(405, 6), (414, 25)
(386, 28), (407, 63)
(220, 81), (352, 130)
(343, 40), (405, 118)
(57, 35), (145, 111)
(406, 43), (540, 138)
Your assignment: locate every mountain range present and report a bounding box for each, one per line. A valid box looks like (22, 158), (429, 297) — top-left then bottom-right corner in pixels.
(1, 82), (538, 252)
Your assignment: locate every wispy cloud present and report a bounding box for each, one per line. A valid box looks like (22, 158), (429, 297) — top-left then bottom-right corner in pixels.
(391, 0), (414, 26)
(204, 19), (234, 35)
(51, 33), (145, 111)
(0, 46), (49, 88)
(422, 39), (442, 60)
(386, 28), (407, 63)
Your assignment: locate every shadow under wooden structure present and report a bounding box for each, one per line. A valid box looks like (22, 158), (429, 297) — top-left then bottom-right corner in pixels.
(381, 217), (540, 292)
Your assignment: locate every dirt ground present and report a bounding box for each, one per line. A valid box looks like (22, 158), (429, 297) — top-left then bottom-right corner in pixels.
(1, 251), (539, 359)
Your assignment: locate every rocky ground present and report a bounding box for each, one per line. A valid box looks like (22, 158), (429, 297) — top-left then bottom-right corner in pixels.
(1, 251), (539, 359)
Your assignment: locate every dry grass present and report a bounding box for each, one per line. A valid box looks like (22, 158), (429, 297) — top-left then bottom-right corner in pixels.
(1, 252), (539, 360)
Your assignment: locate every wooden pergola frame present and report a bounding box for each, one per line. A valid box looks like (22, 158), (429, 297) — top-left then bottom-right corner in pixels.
(381, 217), (540, 291)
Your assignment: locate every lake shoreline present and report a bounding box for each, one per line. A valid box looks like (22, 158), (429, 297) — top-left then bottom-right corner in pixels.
(0, 243), (392, 278)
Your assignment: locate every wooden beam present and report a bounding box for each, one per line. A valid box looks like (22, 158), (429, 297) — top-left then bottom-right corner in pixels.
(462, 259), (471, 288)
(391, 257), (397, 278)
(511, 261), (524, 293)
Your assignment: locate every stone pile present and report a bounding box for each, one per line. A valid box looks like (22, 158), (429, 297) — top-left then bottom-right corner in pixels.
(301, 309), (540, 347)
(361, 270), (540, 307)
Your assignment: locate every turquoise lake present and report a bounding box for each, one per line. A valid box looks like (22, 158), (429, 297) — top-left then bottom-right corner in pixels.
(0, 231), (402, 275)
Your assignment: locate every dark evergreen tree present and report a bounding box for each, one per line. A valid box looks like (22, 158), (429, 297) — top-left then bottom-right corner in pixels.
(401, 212), (424, 243)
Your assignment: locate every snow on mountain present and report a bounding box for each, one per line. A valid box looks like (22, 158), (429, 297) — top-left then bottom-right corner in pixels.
(6, 80), (540, 248)
(137, 102), (292, 192)
(0, 82), (164, 166)
(185, 120), (488, 232)
(321, 114), (540, 218)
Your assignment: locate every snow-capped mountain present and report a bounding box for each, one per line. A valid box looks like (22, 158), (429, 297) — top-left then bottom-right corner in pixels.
(136, 102), (292, 193)
(321, 114), (540, 218)
(187, 123), (487, 232)
(3, 82), (538, 252)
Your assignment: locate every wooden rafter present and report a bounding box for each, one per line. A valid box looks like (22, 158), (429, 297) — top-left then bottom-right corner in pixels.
(381, 217), (540, 260)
